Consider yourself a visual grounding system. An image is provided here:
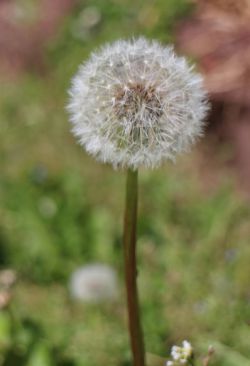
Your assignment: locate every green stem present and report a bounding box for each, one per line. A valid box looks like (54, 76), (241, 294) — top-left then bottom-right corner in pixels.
(123, 169), (145, 366)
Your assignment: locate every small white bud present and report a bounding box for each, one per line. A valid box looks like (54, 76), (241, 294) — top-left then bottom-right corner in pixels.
(170, 340), (193, 363)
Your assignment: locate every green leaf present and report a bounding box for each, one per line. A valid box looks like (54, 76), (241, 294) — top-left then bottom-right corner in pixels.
(26, 343), (53, 366)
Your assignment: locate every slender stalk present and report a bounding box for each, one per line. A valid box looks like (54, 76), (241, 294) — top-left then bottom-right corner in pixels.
(123, 168), (145, 366)
(202, 346), (215, 366)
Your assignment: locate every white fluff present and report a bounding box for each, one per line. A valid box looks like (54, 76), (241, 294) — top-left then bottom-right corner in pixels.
(68, 38), (209, 169)
(69, 264), (118, 303)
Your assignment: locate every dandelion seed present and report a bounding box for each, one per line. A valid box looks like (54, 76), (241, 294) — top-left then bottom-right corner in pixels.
(68, 37), (209, 169)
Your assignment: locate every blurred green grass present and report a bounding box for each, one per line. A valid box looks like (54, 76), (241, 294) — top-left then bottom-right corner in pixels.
(1, 0), (250, 365)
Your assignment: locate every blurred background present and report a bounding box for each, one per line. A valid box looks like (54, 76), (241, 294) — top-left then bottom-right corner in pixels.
(0, 0), (250, 365)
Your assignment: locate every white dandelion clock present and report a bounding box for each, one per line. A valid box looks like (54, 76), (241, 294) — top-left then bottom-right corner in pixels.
(68, 37), (208, 169)
(69, 264), (118, 303)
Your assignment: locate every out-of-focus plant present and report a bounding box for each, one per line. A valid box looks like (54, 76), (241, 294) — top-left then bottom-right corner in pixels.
(69, 264), (118, 303)
(0, 265), (76, 365)
(0, 169), (118, 282)
(177, 0), (250, 193)
(0, 313), (76, 365)
(0, 0), (77, 77)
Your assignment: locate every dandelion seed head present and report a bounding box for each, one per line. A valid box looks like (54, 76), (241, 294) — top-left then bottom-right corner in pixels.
(69, 264), (118, 303)
(68, 38), (209, 169)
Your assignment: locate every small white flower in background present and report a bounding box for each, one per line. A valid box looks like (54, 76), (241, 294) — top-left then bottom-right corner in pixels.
(0, 269), (17, 289)
(166, 361), (174, 366)
(68, 37), (209, 170)
(69, 264), (118, 303)
(182, 340), (193, 359)
(0, 292), (11, 309)
(170, 340), (193, 364)
(0, 269), (17, 309)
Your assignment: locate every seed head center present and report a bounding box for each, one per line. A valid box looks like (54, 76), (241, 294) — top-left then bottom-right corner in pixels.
(113, 82), (163, 122)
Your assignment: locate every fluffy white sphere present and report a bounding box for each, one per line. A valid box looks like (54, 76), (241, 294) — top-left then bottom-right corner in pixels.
(69, 264), (118, 303)
(68, 38), (209, 169)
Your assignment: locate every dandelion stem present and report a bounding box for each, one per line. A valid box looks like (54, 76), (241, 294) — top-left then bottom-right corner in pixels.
(123, 168), (145, 366)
